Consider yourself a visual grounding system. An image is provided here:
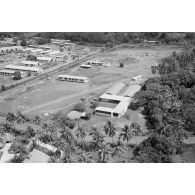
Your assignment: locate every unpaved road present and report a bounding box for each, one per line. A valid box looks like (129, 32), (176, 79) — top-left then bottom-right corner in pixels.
(23, 77), (133, 115)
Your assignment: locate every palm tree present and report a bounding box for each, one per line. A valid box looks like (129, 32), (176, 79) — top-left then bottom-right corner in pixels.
(119, 125), (134, 146)
(76, 126), (86, 141)
(103, 120), (116, 144)
(26, 126), (35, 138)
(97, 143), (112, 163)
(89, 127), (105, 148)
(6, 112), (16, 126)
(76, 152), (93, 163)
(41, 122), (55, 143)
(16, 111), (26, 124)
(130, 122), (142, 136)
(0, 123), (12, 134)
(76, 126), (86, 150)
(0, 124), (5, 138)
(34, 115), (41, 125)
(111, 141), (127, 162)
(61, 128), (74, 146)
(6, 112), (16, 134)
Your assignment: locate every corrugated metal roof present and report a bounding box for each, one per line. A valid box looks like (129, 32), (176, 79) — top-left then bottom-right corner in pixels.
(5, 65), (42, 72)
(21, 61), (39, 65)
(114, 98), (131, 113)
(105, 83), (125, 95)
(99, 93), (124, 101)
(122, 85), (141, 97)
(37, 57), (52, 61)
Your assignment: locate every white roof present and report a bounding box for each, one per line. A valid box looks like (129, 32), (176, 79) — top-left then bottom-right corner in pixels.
(41, 50), (52, 54)
(21, 61), (39, 65)
(99, 93), (124, 102)
(64, 42), (76, 45)
(95, 106), (114, 113)
(114, 99), (131, 113)
(22, 48), (34, 51)
(57, 74), (88, 80)
(5, 65), (43, 72)
(31, 49), (43, 53)
(80, 64), (91, 68)
(105, 83), (125, 95)
(37, 57), (52, 61)
(49, 51), (61, 55)
(122, 85), (141, 97)
(132, 75), (143, 80)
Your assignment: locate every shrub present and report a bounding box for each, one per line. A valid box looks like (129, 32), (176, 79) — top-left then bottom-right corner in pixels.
(27, 71), (31, 77)
(73, 102), (86, 112)
(90, 101), (100, 109)
(25, 126), (35, 138)
(26, 54), (37, 61)
(124, 114), (130, 120)
(13, 71), (21, 80)
(119, 62), (124, 68)
(1, 85), (6, 91)
(82, 112), (92, 120)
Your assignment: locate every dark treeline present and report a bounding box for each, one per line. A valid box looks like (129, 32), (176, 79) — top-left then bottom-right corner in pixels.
(131, 48), (195, 162)
(34, 32), (195, 45)
(2, 32), (195, 45)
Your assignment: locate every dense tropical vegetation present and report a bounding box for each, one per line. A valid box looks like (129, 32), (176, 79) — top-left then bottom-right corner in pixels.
(131, 47), (195, 162)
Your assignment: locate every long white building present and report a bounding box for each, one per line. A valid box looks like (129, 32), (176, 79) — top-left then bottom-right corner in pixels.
(105, 83), (125, 95)
(5, 64), (43, 73)
(85, 61), (103, 66)
(37, 57), (53, 62)
(95, 83), (141, 118)
(21, 61), (40, 67)
(57, 75), (89, 83)
(95, 96), (130, 118)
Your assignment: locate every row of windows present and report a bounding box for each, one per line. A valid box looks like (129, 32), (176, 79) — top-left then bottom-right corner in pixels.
(95, 110), (112, 115)
(99, 98), (120, 104)
(57, 77), (87, 83)
(0, 72), (13, 76)
(95, 110), (119, 117)
(86, 62), (103, 66)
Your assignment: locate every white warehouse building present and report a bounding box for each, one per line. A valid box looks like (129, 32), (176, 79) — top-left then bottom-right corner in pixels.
(5, 64), (43, 73)
(57, 75), (89, 83)
(95, 83), (141, 118)
(21, 61), (41, 67)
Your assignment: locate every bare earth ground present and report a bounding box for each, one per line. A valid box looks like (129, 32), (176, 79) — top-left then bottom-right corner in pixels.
(0, 46), (182, 117)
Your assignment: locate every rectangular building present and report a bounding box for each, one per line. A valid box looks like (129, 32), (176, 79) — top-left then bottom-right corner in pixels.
(0, 69), (15, 76)
(105, 83), (125, 95)
(5, 64), (43, 73)
(86, 61), (103, 66)
(80, 64), (92, 68)
(122, 85), (141, 97)
(37, 57), (53, 62)
(57, 75), (89, 83)
(21, 61), (40, 67)
(131, 75), (143, 82)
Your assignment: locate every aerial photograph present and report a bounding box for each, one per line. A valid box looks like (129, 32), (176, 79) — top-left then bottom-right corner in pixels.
(0, 32), (194, 163)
